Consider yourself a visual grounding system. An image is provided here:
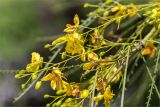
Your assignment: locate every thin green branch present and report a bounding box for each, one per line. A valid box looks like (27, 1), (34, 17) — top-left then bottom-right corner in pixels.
(0, 70), (19, 73)
(120, 46), (130, 107)
(91, 71), (98, 107)
(142, 57), (160, 99)
(146, 50), (160, 107)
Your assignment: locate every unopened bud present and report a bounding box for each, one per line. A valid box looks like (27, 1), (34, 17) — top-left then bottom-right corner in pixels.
(44, 44), (51, 48)
(15, 74), (21, 79)
(93, 95), (104, 102)
(56, 90), (66, 95)
(21, 84), (26, 89)
(55, 100), (62, 106)
(32, 73), (37, 80)
(80, 90), (89, 98)
(46, 104), (50, 107)
(35, 81), (42, 90)
(84, 3), (90, 8)
(44, 94), (50, 99)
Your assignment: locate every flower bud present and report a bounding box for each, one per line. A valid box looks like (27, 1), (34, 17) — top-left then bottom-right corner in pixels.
(80, 90), (89, 98)
(84, 3), (90, 8)
(32, 73), (37, 80)
(52, 103), (56, 107)
(15, 74), (21, 79)
(99, 51), (106, 57)
(56, 90), (66, 95)
(61, 52), (67, 59)
(103, 11), (109, 17)
(35, 81), (42, 90)
(65, 98), (73, 102)
(44, 44), (51, 48)
(106, 0), (112, 4)
(19, 70), (25, 74)
(111, 6), (119, 12)
(44, 94), (50, 99)
(55, 100), (62, 106)
(46, 104), (50, 107)
(21, 84), (26, 89)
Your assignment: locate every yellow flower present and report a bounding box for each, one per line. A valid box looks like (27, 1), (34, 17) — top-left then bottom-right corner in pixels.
(65, 33), (84, 55)
(127, 3), (137, 18)
(64, 14), (80, 33)
(65, 84), (80, 96)
(26, 52), (43, 72)
(52, 33), (84, 56)
(41, 67), (68, 90)
(141, 43), (157, 58)
(149, 8), (160, 19)
(111, 4), (126, 16)
(91, 29), (105, 46)
(104, 85), (115, 107)
(87, 52), (99, 61)
(105, 67), (122, 84)
(83, 62), (94, 71)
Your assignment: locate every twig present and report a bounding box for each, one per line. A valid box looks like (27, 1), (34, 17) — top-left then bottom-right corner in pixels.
(142, 57), (160, 99)
(120, 46), (130, 107)
(91, 71), (98, 107)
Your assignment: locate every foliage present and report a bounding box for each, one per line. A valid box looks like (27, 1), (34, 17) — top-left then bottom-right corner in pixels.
(14, 0), (160, 107)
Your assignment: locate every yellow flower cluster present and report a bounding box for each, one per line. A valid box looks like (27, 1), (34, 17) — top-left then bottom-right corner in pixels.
(52, 15), (85, 57)
(41, 67), (68, 90)
(26, 52), (43, 72)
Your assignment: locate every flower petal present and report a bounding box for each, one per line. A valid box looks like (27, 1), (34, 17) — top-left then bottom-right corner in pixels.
(51, 80), (56, 90)
(41, 73), (53, 81)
